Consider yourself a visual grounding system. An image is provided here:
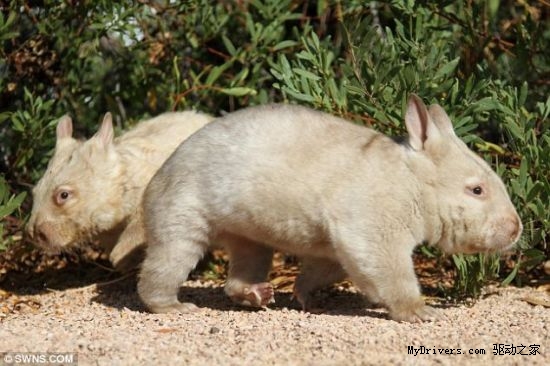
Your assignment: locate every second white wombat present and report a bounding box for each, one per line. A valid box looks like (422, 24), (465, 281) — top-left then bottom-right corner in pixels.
(27, 111), (212, 270)
(138, 96), (522, 322)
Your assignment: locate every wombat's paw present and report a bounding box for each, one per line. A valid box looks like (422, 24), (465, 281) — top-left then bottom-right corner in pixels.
(147, 301), (199, 314)
(245, 282), (275, 306)
(232, 282), (275, 307)
(291, 286), (310, 311)
(390, 304), (439, 323)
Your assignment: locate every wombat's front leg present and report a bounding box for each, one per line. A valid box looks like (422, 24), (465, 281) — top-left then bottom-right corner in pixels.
(336, 234), (438, 322)
(222, 235), (275, 307)
(109, 215), (146, 272)
(137, 220), (208, 313)
(293, 257), (347, 310)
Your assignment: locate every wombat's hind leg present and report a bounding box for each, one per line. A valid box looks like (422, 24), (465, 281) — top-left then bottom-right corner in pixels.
(293, 257), (346, 311)
(138, 225), (208, 313)
(223, 236), (274, 307)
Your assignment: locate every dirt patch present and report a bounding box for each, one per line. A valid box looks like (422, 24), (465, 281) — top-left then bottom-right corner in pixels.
(1, 254), (549, 366)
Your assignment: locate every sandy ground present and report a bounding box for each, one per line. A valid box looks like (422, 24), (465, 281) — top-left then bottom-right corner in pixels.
(0, 275), (548, 366)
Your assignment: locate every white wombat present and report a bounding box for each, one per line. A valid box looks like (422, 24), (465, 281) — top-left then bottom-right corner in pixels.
(26, 111), (212, 270)
(138, 95), (522, 322)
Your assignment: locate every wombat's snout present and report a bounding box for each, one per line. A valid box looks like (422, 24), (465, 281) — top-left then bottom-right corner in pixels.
(508, 214), (523, 245)
(28, 222), (61, 252)
(493, 212), (523, 251)
(35, 226), (49, 245)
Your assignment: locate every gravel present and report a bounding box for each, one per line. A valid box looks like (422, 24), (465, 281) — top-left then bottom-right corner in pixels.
(0, 276), (548, 366)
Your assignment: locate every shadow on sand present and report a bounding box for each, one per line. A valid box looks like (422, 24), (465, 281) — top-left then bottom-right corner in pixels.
(90, 274), (395, 320)
(1, 245), (452, 320)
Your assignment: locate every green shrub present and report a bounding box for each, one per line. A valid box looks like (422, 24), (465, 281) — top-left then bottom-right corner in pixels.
(0, 175), (26, 251)
(1, 0), (548, 296)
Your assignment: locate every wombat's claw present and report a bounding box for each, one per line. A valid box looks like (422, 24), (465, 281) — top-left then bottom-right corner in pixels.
(416, 305), (439, 322)
(391, 305), (439, 323)
(147, 301), (199, 314)
(241, 282), (275, 307)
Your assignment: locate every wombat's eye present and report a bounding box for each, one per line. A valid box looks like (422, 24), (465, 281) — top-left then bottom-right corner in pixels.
(54, 189), (73, 206)
(472, 186), (483, 195)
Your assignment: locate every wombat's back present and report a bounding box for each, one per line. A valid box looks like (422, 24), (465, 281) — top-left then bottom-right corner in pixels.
(163, 104), (387, 181)
(119, 111), (211, 144)
(147, 104), (399, 255)
(115, 111), (212, 183)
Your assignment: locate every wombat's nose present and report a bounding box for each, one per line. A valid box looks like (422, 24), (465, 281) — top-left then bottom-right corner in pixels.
(36, 229), (48, 245)
(34, 223), (52, 246)
(29, 222), (63, 254)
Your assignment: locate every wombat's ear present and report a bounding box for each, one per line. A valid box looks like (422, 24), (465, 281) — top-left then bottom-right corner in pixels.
(56, 115), (73, 140)
(405, 94), (441, 151)
(93, 112), (115, 146)
(428, 104), (456, 137)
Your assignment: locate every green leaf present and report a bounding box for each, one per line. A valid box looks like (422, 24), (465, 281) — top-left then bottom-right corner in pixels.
(205, 62), (232, 86)
(279, 54), (292, 75)
(0, 180), (7, 202)
(488, 0), (501, 19)
(452, 254), (467, 273)
(187, 33), (199, 48)
(11, 117), (24, 132)
(219, 87), (257, 96)
(310, 31), (320, 50)
(296, 50), (316, 62)
(222, 34), (237, 56)
(519, 158), (528, 187)
(281, 86), (316, 102)
(0, 111), (11, 124)
(526, 181), (544, 203)
(245, 14), (257, 41)
(523, 248), (545, 259)
(172, 56), (181, 85)
(519, 82), (528, 106)
(419, 245), (436, 258)
(5, 11), (17, 29)
(434, 57), (460, 80)
(232, 67), (249, 86)
(503, 118), (525, 141)
(293, 68), (320, 81)
(0, 192), (27, 219)
(472, 97), (502, 112)
(273, 40), (298, 51)
(270, 68), (283, 80)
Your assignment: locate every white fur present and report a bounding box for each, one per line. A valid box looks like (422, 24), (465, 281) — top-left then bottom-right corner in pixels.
(26, 111), (213, 270)
(138, 96), (522, 322)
